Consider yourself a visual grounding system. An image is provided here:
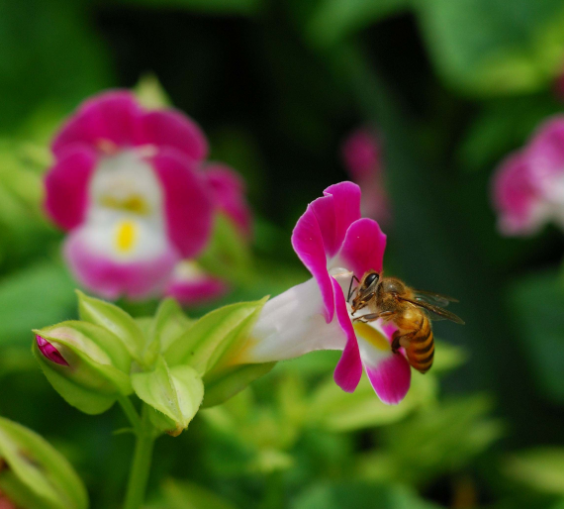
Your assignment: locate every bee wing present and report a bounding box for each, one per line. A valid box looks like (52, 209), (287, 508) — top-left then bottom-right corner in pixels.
(399, 297), (465, 324)
(413, 289), (459, 307)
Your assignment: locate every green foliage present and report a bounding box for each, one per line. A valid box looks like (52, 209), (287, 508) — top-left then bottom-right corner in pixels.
(0, 262), (75, 346)
(508, 270), (564, 403)
(0, 0), (111, 131)
(414, 0), (564, 95)
(112, 0), (263, 15)
(359, 395), (503, 486)
(303, 0), (408, 49)
(291, 482), (442, 509)
(153, 479), (239, 509)
(0, 417), (88, 509)
(505, 448), (564, 496)
(309, 370), (437, 432)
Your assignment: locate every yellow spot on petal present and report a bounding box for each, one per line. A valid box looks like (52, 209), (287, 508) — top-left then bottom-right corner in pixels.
(353, 322), (390, 351)
(100, 194), (150, 215)
(116, 220), (138, 253)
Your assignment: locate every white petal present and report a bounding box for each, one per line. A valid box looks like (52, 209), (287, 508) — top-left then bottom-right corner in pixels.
(242, 278), (347, 363)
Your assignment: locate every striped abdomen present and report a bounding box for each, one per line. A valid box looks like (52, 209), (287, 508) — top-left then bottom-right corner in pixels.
(404, 315), (434, 373)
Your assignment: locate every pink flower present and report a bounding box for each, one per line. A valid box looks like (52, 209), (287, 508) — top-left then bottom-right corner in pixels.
(239, 182), (410, 405)
(492, 116), (564, 235)
(44, 90), (216, 300)
(342, 128), (391, 225)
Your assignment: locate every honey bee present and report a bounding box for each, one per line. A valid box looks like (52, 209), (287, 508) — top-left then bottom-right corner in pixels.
(349, 271), (464, 374)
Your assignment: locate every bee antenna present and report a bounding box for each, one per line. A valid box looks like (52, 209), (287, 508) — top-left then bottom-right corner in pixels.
(347, 275), (360, 303)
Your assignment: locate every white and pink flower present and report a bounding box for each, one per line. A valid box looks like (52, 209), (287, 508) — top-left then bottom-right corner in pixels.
(492, 116), (564, 236)
(45, 91), (251, 303)
(239, 182), (411, 405)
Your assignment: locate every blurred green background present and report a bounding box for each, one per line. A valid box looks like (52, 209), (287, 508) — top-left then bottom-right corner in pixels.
(3, 0), (564, 507)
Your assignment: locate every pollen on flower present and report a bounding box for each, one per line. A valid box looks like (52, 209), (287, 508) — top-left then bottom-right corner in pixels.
(353, 322), (390, 351)
(115, 220), (138, 253)
(35, 335), (69, 366)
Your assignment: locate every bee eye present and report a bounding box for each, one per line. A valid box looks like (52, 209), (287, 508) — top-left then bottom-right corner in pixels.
(365, 273), (379, 287)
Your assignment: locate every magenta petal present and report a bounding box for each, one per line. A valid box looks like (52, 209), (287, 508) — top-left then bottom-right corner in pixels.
(318, 182), (362, 257)
(165, 276), (229, 306)
(36, 335), (68, 366)
(365, 353), (411, 405)
(135, 110), (208, 162)
(332, 278), (362, 393)
(492, 151), (540, 235)
(339, 218), (386, 278)
(205, 164), (252, 239)
(291, 202), (334, 322)
(150, 150), (214, 258)
(52, 91), (141, 157)
(527, 116), (564, 184)
(64, 232), (179, 300)
(44, 147), (97, 230)
(291, 181), (362, 322)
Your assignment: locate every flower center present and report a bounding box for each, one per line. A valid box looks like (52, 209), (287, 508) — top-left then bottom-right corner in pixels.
(353, 322), (389, 351)
(100, 194), (150, 215)
(115, 220), (138, 253)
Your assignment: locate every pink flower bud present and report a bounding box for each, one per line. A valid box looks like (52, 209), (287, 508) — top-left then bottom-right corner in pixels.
(35, 335), (69, 366)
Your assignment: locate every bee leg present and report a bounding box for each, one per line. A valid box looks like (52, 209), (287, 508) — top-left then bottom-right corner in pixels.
(352, 311), (394, 323)
(391, 331), (401, 353)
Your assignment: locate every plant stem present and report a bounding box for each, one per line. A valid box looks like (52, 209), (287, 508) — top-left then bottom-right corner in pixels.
(123, 405), (155, 509)
(117, 395), (141, 430)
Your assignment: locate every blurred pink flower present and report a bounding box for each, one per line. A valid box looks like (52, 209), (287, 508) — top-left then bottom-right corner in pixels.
(0, 490), (16, 509)
(492, 116), (564, 235)
(342, 128), (391, 225)
(45, 90), (252, 303)
(240, 182), (410, 405)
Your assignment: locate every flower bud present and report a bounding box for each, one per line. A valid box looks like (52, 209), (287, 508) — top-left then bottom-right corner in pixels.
(33, 320), (132, 414)
(0, 417), (88, 509)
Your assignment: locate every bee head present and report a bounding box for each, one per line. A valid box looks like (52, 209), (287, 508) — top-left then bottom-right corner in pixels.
(351, 271), (380, 311)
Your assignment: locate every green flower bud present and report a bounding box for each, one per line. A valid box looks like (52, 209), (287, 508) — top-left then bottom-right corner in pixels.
(33, 321), (132, 414)
(0, 417), (88, 509)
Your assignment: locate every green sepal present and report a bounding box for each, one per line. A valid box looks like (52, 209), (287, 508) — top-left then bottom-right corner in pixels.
(132, 355), (204, 437)
(151, 298), (193, 354)
(0, 417), (88, 509)
(164, 298), (267, 376)
(33, 321), (132, 414)
(202, 362), (275, 408)
(76, 291), (145, 364)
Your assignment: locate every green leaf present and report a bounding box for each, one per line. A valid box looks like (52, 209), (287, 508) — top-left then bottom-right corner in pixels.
(111, 0), (262, 15)
(507, 270), (564, 403)
(305, 0), (407, 49)
(77, 291), (145, 363)
(505, 448), (564, 495)
(432, 340), (467, 373)
(202, 362), (275, 408)
(132, 356), (204, 436)
(0, 262), (75, 346)
(414, 0), (564, 95)
(291, 482), (442, 509)
(310, 371), (437, 432)
(159, 478), (238, 509)
(0, 417), (88, 509)
(164, 298), (267, 375)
